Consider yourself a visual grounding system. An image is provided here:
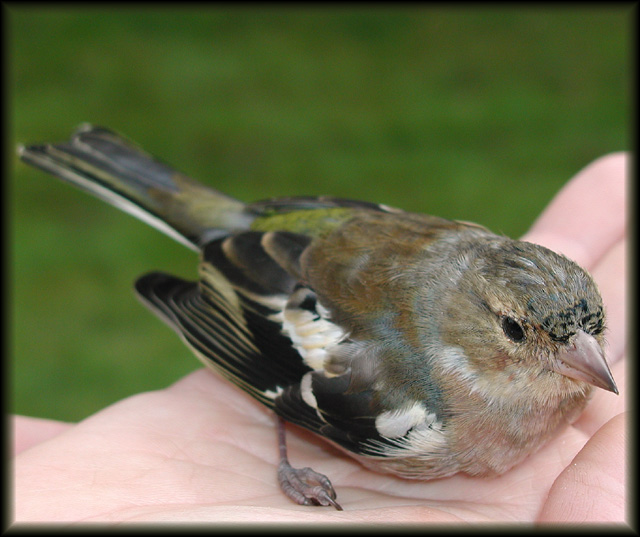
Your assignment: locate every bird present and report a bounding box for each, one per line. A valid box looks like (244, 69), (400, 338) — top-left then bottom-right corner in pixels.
(18, 125), (618, 510)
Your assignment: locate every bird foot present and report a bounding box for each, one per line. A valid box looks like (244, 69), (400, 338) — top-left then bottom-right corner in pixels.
(277, 458), (343, 510)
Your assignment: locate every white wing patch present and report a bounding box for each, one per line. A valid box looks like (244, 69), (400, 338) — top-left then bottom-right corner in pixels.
(263, 385), (284, 400)
(272, 287), (348, 371)
(300, 372), (318, 409)
(365, 406), (448, 459)
(375, 402), (434, 438)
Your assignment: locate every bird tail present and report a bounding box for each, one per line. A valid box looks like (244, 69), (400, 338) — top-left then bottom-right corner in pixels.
(18, 124), (257, 250)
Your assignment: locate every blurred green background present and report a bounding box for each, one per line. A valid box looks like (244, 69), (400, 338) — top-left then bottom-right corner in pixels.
(9, 7), (630, 422)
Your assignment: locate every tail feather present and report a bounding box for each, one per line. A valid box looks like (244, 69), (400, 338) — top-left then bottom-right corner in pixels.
(18, 125), (256, 250)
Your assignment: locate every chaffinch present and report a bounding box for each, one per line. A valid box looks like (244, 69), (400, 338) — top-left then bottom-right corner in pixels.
(19, 125), (617, 511)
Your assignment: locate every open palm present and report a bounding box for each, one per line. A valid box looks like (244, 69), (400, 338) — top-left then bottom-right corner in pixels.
(13, 153), (626, 524)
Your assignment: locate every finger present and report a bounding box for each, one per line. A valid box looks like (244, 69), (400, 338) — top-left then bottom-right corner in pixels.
(12, 415), (73, 455)
(591, 238), (626, 364)
(538, 413), (626, 524)
(524, 152), (627, 269)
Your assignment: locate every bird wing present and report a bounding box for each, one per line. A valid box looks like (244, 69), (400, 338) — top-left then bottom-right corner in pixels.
(134, 221), (421, 456)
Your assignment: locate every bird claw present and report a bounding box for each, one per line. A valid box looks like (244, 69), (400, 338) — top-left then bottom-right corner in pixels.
(277, 459), (343, 510)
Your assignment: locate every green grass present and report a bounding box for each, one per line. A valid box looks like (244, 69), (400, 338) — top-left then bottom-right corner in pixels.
(9, 6), (630, 421)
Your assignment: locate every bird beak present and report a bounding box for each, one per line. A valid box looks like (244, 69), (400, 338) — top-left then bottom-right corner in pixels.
(552, 330), (618, 394)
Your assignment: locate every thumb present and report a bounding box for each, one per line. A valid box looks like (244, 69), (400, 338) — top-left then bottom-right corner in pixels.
(537, 413), (626, 524)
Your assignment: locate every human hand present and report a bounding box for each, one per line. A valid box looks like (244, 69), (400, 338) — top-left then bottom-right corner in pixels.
(12, 153), (626, 524)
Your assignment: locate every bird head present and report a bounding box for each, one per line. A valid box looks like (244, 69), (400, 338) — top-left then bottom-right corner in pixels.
(437, 238), (617, 403)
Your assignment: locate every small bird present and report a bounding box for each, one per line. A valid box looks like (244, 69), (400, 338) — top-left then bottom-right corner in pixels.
(19, 125), (617, 510)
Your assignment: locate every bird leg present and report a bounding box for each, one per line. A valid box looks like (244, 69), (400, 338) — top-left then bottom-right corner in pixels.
(276, 416), (343, 510)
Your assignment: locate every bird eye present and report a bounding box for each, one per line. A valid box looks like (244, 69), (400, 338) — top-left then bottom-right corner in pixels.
(502, 316), (525, 342)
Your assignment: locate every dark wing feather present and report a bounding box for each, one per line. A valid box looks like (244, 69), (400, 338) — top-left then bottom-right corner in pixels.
(135, 230), (320, 408)
(135, 271), (312, 407)
(201, 231), (312, 297)
(201, 236), (291, 297)
(274, 371), (391, 456)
